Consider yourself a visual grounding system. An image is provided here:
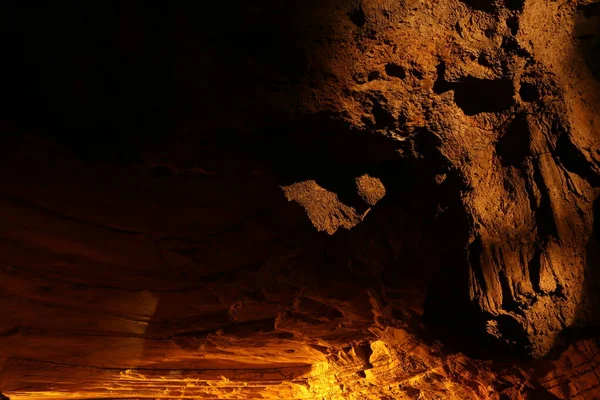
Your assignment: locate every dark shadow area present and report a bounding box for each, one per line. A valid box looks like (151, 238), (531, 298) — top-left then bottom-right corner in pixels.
(519, 81), (540, 102)
(0, 1), (322, 162)
(452, 78), (514, 116)
(460, 0), (497, 13)
(459, 1), (522, 13)
(384, 63), (406, 79)
(1, 2), (173, 162)
(507, 15), (520, 35)
(499, 387), (561, 400)
(433, 61), (514, 115)
(555, 127), (600, 187)
(432, 61), (448, 95)
(504, 0), (524, 12)
(496, 114), (531, 168)
(558, 195), (600, 352)
(421, 209), (536, 360)
(257, 112), (404, 207)
(347, 5), (366, 27)
(575, 2), (600, 79)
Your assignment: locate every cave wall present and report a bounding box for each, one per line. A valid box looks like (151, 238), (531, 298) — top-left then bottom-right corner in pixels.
(1, 0), (600, 399)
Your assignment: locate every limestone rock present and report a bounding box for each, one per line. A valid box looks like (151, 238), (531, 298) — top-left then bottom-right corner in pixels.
(0, 0), (599, 399)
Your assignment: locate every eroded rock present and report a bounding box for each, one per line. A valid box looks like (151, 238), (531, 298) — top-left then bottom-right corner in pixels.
(0, 0), (599, 398)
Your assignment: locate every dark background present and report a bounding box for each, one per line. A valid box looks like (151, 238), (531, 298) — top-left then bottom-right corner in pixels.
(1, 1), (317, 160)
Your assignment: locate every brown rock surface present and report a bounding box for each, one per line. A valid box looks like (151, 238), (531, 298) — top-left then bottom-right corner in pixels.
(1, 0), (599, 399)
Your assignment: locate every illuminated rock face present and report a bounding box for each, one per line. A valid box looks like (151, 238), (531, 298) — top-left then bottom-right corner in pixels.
(1, 0), (600, 399)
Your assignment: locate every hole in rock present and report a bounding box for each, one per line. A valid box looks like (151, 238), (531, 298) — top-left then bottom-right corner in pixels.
(371, 101), (397, 128)
(355, 344), (374, 367)
(432, 61), (447, 94)
(519, 81), (540, 102)
(384, 63), (406, 79)
(507, 15), (519, 35)
(502, 36), (530, 58)
(478, 52), (493, 67)
(452, 77), (514, 115)
(348, 6), (366, 27)
(368, 70), (381, 81)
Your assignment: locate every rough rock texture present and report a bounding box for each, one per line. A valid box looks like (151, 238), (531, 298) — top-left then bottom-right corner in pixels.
(282, 175), (386, 234)
(1, 0), (599, 399)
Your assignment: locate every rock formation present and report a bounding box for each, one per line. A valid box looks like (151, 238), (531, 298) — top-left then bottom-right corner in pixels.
(0, 0), (599, 399)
